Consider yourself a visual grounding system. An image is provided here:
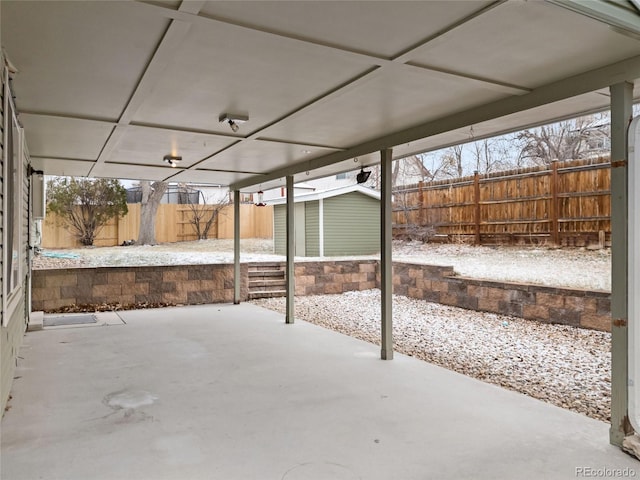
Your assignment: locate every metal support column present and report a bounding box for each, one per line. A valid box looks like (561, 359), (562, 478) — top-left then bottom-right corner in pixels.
(233, 190), (241, 304)
(381, 149), (393, 360)
(610, 81), (634, 446)
(285, 175), (295, 324)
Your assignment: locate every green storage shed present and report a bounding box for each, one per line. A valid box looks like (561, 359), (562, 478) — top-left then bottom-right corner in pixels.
(271, 185), (380, 257)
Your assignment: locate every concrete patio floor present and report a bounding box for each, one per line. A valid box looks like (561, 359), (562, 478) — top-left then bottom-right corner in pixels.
(1, 304), (638, 480)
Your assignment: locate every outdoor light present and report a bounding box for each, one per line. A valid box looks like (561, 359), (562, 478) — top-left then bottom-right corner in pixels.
(219, 113), (249, 133)
(255, 190), (266, 207)
(356, 167), (371, 184)
(227, 120), (240, 132)
(163, 154), (182, 168)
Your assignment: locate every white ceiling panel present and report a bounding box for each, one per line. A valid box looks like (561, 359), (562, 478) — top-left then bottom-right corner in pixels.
(168, 169), (254, 186)
(459, 92), (613, 141)
(30, 158), (95, 177)
(199, 139), (341, 173)
(1, 1), (169, 119)
(106, 126), (236, 168)
(131, 18), (369, 134)
(90, 163), (177, 182)
(21, 114), (114, 160)
(238, 153), (381, 193)
(408, 1), (640, 89)
(393, 91), (614, 159)
(144, 0), (181, 9)
(263, 68), (508, 148)
(2, 0), (640, 189)
(199, 1), (493, 59)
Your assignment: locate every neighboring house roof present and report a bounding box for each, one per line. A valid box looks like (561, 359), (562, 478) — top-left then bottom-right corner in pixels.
(268, 184), (380, 205)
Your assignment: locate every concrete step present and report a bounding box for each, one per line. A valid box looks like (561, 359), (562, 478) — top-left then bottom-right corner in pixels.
(248, 290), (287, 300)
(248, 263), (284, 271)
(248, 270), (285, 278)
(249, 279), (286, 289)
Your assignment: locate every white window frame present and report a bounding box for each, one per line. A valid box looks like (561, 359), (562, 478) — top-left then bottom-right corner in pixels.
(2, 69), (24, 326)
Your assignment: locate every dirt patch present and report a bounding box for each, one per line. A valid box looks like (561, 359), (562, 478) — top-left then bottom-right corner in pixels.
(45, 302), (177, 314)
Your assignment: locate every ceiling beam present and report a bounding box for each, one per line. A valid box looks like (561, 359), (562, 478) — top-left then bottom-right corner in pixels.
(547, 0), (640, 38)
(231, 54), (640, 190)
(397, 98), (618, 161)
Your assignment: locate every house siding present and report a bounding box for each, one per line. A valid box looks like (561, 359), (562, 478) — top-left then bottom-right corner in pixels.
(305, 201), (320, 257)
(324, 192), (380, 256)
(273, 205), (285, 255)
(1, 65), (29, 414)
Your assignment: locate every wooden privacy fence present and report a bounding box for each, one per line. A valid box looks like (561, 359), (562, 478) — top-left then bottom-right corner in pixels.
(393, 157), (611, 246)
(42, 203), (273, 249)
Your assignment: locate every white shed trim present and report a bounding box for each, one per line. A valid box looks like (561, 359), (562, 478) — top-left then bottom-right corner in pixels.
(267, 184), (380, 205)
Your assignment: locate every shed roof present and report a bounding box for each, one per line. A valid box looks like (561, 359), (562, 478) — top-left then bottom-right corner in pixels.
(268, 185), (380, 205)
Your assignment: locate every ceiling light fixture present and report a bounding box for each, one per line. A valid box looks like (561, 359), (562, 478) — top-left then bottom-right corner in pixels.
(219, 113), (248, 133)
(163, 154), (182, 168)
(356, 167), (371, 184)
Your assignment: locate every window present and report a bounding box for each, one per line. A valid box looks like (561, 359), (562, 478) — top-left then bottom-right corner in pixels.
(3, 73), (24, 324)
(230, 192), (254, 203)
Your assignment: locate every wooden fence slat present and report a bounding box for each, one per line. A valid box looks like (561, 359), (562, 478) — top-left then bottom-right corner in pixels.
(42, 203), (273, 248)
(393, 157), (611, 245)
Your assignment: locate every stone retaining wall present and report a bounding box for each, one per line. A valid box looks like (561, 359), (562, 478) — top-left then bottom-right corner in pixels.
(32, 260), (611, 331)
(32, 264), (248, 311)
(393, 262), (611, 332)
(294, 260), (378, 296)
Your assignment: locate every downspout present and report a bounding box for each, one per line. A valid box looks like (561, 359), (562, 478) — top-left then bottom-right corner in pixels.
(625, 116), (640, 459)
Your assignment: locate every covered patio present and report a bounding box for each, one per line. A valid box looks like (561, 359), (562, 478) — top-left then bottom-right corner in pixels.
(2, 304), (638, 480)
(2, 0), (640, 469)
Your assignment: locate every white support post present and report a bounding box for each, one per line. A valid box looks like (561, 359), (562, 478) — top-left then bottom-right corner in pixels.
(610, 81), (634, 446)
(319, 198), (324, 257)
(286, 175), (295, 324)
(233, 190), (241, 304)
(381, 148), (393, 360)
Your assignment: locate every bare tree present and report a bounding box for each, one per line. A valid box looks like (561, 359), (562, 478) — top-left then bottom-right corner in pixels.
(418, 148), (464, 181)
(364, 155), (437, 190)
(136, 180), (168, 245)
(515, 115), (609, 166)
(403, 155), (435, 182)
(440, 145), (464, 178)
(181, 187), (230, 240)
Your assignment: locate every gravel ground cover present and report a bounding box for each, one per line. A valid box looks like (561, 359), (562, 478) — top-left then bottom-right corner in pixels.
(252, 290), (612, 422)
(33, 239), (611, 291)
(394, 242), (611, 291)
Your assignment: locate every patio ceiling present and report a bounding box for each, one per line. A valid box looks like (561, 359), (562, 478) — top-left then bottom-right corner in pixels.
(2, 0), (640, 192)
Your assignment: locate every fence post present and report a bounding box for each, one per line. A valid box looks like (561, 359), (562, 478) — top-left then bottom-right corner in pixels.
(418, 181), (425, 226)
(474, 171), (481, 245)
(550, 160), (559, 246)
